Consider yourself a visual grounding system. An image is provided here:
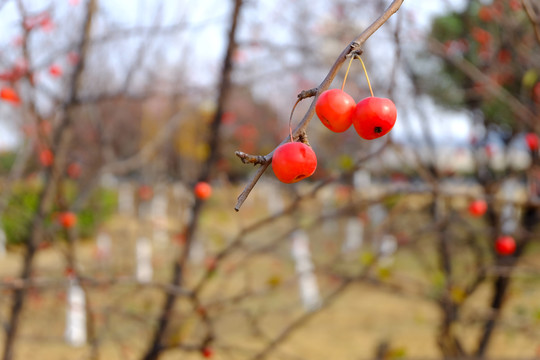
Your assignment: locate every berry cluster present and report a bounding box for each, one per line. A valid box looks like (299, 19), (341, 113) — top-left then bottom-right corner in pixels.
(272, 90), (397, 184)
(316, 89), (397, 139)
(271, 55), (397, 185)
(467, 199), (516, 256)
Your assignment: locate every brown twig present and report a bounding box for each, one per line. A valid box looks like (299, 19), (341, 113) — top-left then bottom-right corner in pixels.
(235, 151), (268, 166)
(522, 0), (540, 44)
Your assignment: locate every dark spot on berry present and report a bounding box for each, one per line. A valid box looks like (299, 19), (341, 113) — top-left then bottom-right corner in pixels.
(294, 174), (306, 181)
(374, 126), (382, 134)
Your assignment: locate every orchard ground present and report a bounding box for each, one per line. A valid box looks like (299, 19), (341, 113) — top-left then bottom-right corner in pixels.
(0, 182), (539, 360)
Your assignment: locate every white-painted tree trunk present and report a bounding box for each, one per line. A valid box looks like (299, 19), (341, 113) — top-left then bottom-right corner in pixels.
(151, 186), (169, 246)
(96, 232), (111, 261)
(501, 179), (520, 234)
(342, 217), (364, 254)
(65, 278), (86, 347)
(118, 182), (134, 216)
(189, 239), (206, 264)
(291, 230), (321, 311)
(135, 237), (152, 283)
(353, 169), (371, 190)
(378, 234), (397, 268)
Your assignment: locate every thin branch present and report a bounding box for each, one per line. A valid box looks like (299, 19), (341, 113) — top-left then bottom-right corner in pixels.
(235, 151), (268, 166)
(522, 0), (540, 44)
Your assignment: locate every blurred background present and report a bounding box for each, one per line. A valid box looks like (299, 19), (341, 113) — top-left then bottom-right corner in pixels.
(0, 0), (539, 359)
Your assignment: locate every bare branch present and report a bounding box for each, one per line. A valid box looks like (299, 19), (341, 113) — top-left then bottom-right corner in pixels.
(522, 0), (540, 44)
(235, 151), (269, 166)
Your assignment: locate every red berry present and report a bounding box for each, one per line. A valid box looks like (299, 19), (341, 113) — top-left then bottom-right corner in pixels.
(64, 267), (75, 277)
(39, 148), (54, 167)
(67, 52), (80, 65)
(0, 87), (21, 105)
(67, 163), (82, 179)
(272, 142), (317, 183)
(40, 17), (54, 32)
(58, 212), (77, 228)
(525, 133), (539, 151)
(315, 89), (355, 132)
(49, 64), (62, 77)
(468, 199), (487, 217)
(352, 97), (397, 140)
(495, 236), (516, 256)
(138, 185), (153, 201)
(509, 0), (521, 10)
(194, 181), (212, 200)
(205, 256), (217, 271)
(478, 6), (493, 22)
(201, 347), (213, 358)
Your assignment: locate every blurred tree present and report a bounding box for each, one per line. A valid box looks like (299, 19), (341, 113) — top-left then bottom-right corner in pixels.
(425, 0), (538, 134)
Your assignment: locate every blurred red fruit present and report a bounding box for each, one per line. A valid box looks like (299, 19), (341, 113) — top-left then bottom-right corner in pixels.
(194, 181), (212, 200)
(468, 199), (487, 217)
(49, 64), (62, 77)
(0, 87), (21, 105)
(201, 348), (213, 358)
(495, 236), (516, 256)
(525, 133), (539, 151)
(67, 163), (82, 179)
(58, 212), (77, 228)
(67, 52), (80, 65)
(39, 148), (54, 167)
(138, 185), (153, 201)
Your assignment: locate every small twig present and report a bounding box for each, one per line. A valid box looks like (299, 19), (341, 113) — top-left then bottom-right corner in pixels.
(235, 151), (268, 166)
(297, 88), (318, 100)
(522, 0), (540, 44)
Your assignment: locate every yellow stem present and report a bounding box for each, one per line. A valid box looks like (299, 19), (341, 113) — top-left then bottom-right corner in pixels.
(357, 55), (374, 97)
(341, 55), (355, 91)
(288, 97), (302, 142)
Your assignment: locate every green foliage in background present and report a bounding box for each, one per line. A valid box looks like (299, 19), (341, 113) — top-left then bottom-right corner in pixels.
(1, 180), (117, 245)
(0, 151), (17, 175)
(424, 0), (539, 131)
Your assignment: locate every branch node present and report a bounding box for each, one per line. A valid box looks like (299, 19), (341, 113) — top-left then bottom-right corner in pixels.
(235, 151), (268, 166)
(348, 48), (364, 59)
(297, 88), (318, 100)
(297, 131), (310, 146)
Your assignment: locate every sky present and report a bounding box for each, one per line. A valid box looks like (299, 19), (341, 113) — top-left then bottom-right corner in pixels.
(0, 0), (470, 151)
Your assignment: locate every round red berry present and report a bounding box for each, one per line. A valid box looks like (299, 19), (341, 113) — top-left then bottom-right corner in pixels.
(49, 64), (62, 77)
(352, 97), (397, 140)
(525, 133), (539, 151)
(468, 199), (487, 217)
(272, 142), (317, 184)
(138, 185), (153, 201)
(0, 87), (21, 105)
(39, 148), (54, 167)
(201, 347), (213, 358)
(194, 181), (212, 200)
(58, 212), (77, 228)
(495, 236), (516, 256)
(315, 89), (355, 132)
